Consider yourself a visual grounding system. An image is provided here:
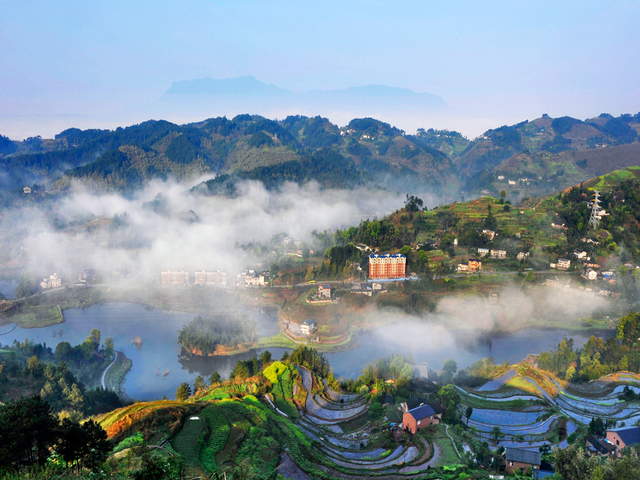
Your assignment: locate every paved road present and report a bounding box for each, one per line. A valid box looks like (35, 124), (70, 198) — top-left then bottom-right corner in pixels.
(101, 352), (118, 390)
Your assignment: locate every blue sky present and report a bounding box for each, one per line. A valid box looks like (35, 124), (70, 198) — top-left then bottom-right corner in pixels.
(1, 0), (639, 138)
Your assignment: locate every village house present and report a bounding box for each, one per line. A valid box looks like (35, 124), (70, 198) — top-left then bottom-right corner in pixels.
(586, 435), (616, 457)
(355, 243), (370, 252)
(40, 273), (62, 289)
(505, 448), (542, 475)
(468, 258), (482, 272)
(490, 249), (507, 259)
(606, 426), (640, 455)
(318, 284), (332, 299)
(606, 426), (640, 457)
(574, 250), (588, 260)
(411, 364), (429, 380)
(586, 263), (600, 269)
(482, 229), (496, 241)
(477, 248), (489, 258)
(456, 263), (469, 273)
(245, 274), (266, 287)
(508, 180), (516, 185)
(402, 404), (441, 433)
(350, 282), (372, 296)
(551, 222), (567, 229)
(453, 238), (458, 246)
(497, 175), (504, 180)
(583, 269), (598, 281)
(557, 258), (571, 270)
(517, 251), (529, 261)
(300, 318), (317, 336)
(23, 186), (31, 194)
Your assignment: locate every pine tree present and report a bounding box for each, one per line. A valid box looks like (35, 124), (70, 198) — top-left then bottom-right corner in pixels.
(176, 383), (191, 401)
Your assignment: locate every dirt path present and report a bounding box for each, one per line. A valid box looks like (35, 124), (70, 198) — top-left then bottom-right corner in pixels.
(101, 352), (118, 390)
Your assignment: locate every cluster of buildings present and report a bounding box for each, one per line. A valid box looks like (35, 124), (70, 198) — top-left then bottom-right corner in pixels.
(369, 253), (407, 280)
(477, 248), (507, 259)
(39, 273), (61, 290)
(457, 258), (482, 273)
(549, 258), (571, 270)
(350, 282), (386, 297)
(161, 269), (226, 287)
(238, 270), (267, 287)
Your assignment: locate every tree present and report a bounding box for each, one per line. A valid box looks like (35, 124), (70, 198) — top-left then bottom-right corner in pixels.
(88, 329), (101, 346)
(26, 356), (42, 377)
(259, 350), (272, 367)
(490, 426), (504, 444)
(209, 371), (221, 385)
(176, 383), (191, 401)
(438, 385), (461, 424)
(104, 337), (114, 358)
(193, 375), (206, 393)
(465, 406), (473, 426)
(443, 359), (457, 384)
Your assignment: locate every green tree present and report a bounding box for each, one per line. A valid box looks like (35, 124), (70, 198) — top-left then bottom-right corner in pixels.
(88, 329), (101, 345)
(176, 383), (191, 401)
(193, 375), (206, 393)
(465, 406), (473, 426)
(104, 337), (114, 358)
(259, 350), (273, 367)
(438, 384), (461, 424)
(490, 426), (504, 444)
(442, 359), (457, 384)
(209, 371), (221, 385)
(26, 356), (42, 377)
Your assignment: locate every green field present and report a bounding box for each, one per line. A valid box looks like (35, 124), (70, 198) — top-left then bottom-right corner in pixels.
(171, 417), (205, 467)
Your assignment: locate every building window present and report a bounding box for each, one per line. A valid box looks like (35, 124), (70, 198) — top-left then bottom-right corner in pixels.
(417, 420), (421, 425)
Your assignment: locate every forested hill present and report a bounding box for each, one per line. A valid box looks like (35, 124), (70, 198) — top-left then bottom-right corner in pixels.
(1, 112), (640, 205)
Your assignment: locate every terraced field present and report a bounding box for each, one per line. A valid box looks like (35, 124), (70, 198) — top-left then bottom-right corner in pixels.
(99, 363), (464, 479)
(457, 367), (640, 452)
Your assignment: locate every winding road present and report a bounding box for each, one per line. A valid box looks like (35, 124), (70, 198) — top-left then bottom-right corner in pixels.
(101, 352), (118, 390)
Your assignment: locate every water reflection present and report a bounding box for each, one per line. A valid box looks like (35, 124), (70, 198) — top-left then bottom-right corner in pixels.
(0, 302), (612, 400)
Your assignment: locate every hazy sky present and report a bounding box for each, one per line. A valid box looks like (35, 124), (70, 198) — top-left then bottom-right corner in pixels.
(1, 0), (639, 138)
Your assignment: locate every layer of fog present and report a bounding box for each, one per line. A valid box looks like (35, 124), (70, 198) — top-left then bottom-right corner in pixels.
(329, 286), (612, 377)
(15, 178), (408, 280)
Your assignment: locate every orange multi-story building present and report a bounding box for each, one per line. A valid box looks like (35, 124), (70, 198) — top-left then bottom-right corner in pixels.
(369, 253), (406, 279)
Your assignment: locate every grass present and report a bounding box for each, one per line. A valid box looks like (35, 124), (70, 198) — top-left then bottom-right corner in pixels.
(104, 351), (132, 394)
(428, 424), (461, 466)
(6, 304), (63, 328)
(171, 417), (205, 467)
(199, 406), (230, 472)
(337, 414), (369, 433)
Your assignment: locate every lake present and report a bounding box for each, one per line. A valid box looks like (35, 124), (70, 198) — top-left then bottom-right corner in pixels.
(0, 302), (609, 400)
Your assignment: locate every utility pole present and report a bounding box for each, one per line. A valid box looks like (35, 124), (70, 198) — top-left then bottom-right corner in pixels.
(588, 191), (601, 230)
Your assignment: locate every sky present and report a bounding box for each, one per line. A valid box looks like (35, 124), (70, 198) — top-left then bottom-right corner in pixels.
(1, 0), (639, 139)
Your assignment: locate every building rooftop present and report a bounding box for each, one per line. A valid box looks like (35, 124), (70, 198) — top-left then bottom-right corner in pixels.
(588, 435), (615, 454)
(406, 404), (436, 421)
(608, 426), (640, 447)
(302, 318), (316, 327)
(369, 253), (406, 258)
(506, 448), (541, 466)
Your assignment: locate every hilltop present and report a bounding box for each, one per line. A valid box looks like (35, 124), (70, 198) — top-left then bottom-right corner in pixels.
(1, 112), (639, 208)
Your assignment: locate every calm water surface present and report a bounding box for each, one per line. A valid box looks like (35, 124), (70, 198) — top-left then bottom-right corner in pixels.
(0, 302), (609, 400)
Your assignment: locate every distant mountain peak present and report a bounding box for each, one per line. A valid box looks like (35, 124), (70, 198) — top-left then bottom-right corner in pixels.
(166, 76), (288, 96)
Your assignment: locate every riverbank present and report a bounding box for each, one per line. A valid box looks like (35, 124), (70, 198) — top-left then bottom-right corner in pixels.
(104, 351), (133, 400)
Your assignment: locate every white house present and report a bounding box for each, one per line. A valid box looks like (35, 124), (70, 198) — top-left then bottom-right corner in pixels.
(490, 249), (507, 259)
(517, 252), (529, 261)
(585, 269), (598, 281)
(301, 319), (317, 336)
(498, 175), (505, 180)
(23, 186), (31, 194)
(557, 258), (571, 270)
(574, 250), (588, 260)
(477, 248), (490, 258)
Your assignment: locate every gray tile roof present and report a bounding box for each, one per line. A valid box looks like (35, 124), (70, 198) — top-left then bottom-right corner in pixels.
(506, 448), (541, 466)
